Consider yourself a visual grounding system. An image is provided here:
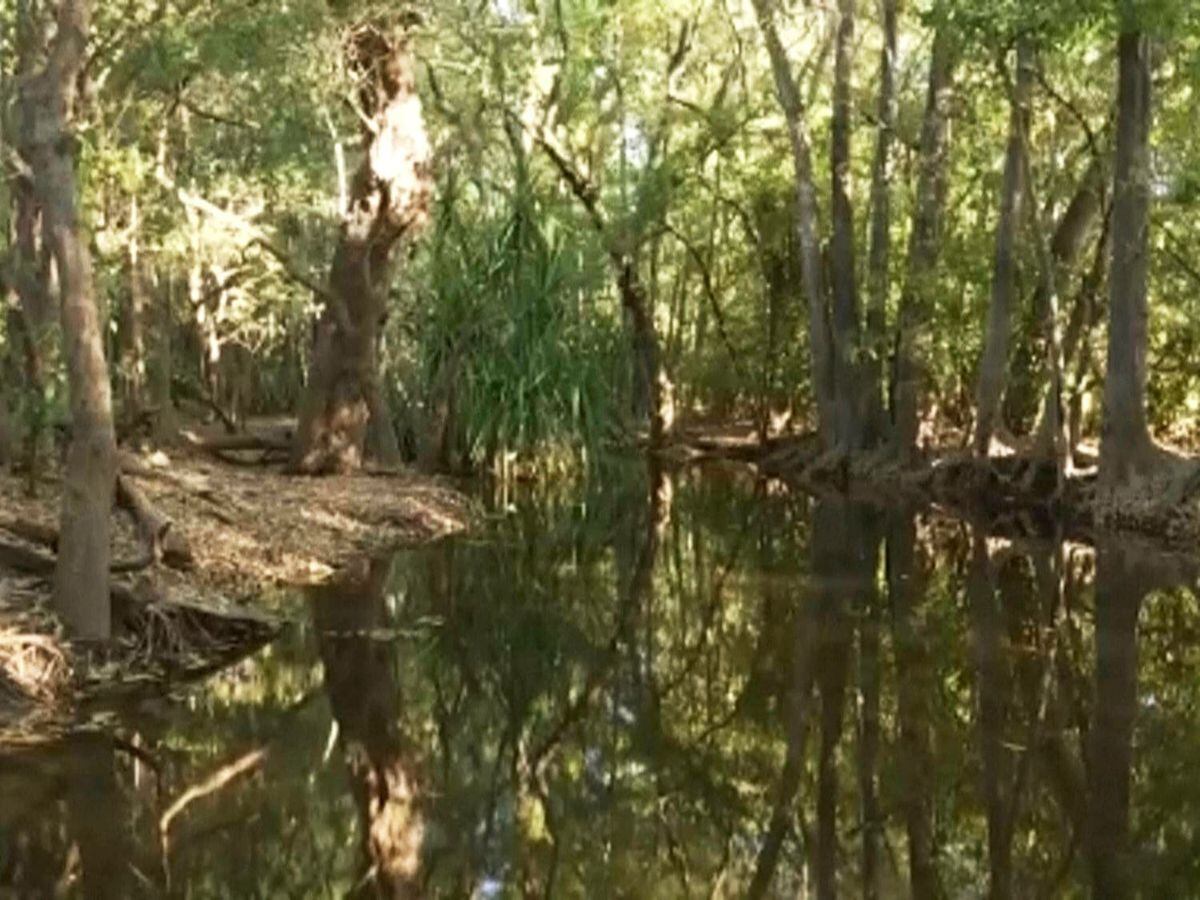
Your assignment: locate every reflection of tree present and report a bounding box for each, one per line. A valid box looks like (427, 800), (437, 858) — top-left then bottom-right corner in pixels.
(888, 508), (939, 898)
(1086, 540), (1142, 900)
(65, 733), (134, 899)
(311, 558), (424, 898)
(968, 533), (1019, 900)
(749, 496), (879, 899)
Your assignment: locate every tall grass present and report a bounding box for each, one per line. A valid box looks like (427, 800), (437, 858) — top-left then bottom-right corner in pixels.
(392, 175), (625, 477)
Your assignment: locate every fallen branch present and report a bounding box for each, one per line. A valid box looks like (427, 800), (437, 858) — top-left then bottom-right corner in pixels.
(160, 748), (269, 844)
(179, 429), (291, 454)
(116, 475), (195, 571)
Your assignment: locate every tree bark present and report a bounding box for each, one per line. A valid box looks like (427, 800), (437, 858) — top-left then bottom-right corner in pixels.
(1031, 159), (1107, 456)
(291, 18), (431, 474)
(829, 0), (868, 452)
(864, 0), (898, 449)
(120, 195), (148, 424)
(1099, 32), (1162, 487)
(752, 0), (836, 446)
(9, 0), (56, 489)
(19, 0), (117, 640)
(893, 31), (955, 463)
(973, 40), (1033, 457)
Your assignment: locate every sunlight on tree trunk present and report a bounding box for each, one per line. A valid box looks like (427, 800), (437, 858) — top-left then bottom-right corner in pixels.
(19, 0), (117, 639)
(292, 16), (431, 474)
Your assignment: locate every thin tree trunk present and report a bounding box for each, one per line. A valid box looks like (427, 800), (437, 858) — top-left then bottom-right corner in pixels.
(974, 40), (1033, 457)
(1099, 31), (1162, 487)
(829, 0), (867, 452)
(121, 195), (148, 423)
(752, 0), (836, 446)
(1031, 160), (1107, 456)
(292, 18), (431, 474)
(893, 31), (955, 463)
(864, 0), (898, 449)
(10, 0), (56, 490)
(1021, 147), (1070, 483)
(20, 0), (117, 639)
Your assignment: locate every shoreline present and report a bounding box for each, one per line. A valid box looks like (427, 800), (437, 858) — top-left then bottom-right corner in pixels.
(0, 443), (473, 740)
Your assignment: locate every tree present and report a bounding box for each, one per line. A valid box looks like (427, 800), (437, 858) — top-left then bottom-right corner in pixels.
(1098, 23), (1182, 490)
(893, 29), (956, 464)
(18, 0), (117, 639)
(291, 13), (432, 474)
(973, 39), (1033, 456)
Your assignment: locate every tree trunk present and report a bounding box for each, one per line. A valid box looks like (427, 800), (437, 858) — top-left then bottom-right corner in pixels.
(864, 0), (898, 449)
(20, 0), (117, 640)
(291, 19), (431, 474)
(120, 195), (148, 424)
(973, 40), (1033, 456)
(1099, 32), (1161, 487)
(893, 31), (955, 463)
(10, 0), (56, 489)
(1031, 159), (1107, 455)
(752, 0), (836, 446)
(829, 0), (867, 452)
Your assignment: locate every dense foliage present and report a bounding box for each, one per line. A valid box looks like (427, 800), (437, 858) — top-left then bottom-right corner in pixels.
(1, 0), (1199, 471)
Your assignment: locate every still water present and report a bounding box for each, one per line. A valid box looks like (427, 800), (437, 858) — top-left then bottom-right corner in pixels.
(2, 463), (1199, 897)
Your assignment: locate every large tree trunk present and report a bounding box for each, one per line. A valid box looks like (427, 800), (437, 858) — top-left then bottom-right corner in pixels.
(291, 19), (431, 474)
(893, 31), (955, 463)
(864, 0), (898, 450)
(973, 40), (1033, 456)
(19, 0), (117, 639)
(752, 0), (836, 447)
(1099, 32), (1163, 488)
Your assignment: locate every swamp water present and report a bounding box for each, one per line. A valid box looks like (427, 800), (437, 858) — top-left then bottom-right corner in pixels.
(2, 463), (1199, 897)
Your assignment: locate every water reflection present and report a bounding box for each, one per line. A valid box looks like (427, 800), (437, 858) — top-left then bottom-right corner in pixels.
(2, 463), (1200, 896)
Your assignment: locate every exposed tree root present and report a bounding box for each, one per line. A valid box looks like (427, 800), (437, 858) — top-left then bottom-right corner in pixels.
(674, 428), (1200, 550)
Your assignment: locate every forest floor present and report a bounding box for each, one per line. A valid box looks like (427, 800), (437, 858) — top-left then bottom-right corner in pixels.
(667, 419), (1200, 550)
(0, 426), (472, 741)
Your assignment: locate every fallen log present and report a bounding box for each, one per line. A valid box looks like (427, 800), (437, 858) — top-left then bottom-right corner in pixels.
(116, 475), (195, 571)
(180, 429), (291, 454)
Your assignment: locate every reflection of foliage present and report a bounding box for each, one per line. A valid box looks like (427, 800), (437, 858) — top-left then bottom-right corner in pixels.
(4, 472), (1200, 895)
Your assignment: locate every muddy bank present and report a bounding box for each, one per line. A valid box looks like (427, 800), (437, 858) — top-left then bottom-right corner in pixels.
(0, 444), (472, 739)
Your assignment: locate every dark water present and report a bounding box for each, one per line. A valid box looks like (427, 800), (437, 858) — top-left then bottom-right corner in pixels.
(3, 463), (1200, 898)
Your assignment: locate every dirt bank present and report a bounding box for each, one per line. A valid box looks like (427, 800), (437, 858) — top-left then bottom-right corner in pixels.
(0, 442), (472, 740)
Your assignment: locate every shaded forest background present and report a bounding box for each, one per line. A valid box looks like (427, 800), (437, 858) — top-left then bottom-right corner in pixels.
(2, 0), (1199, 480)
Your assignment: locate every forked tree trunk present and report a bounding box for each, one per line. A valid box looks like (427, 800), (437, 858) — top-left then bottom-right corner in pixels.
(1099, 32), (1161, 487)
(893, 31), (955, 463)
(864, 0), (898, 449)
(752, 0), (836, 447)
(20, 0), (118, 639)
(973, 40), (1033, 456)
(291, 18), (431, 474)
